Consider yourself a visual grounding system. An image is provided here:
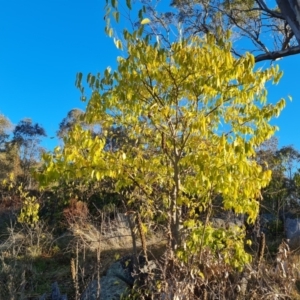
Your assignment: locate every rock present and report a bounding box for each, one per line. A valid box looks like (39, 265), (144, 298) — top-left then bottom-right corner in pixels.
(106, 259), (135, 286)
(211, 218), (226, 228)
(80, 255), (157, 300)
(211, 217), (243, 229)
(81, 255), (142, 300)
(139, 260), (157, 274)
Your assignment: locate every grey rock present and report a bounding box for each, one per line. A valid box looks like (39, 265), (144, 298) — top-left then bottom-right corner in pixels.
(106, 261), (134, 286)
(212, 218), (226, 228)
(140, 260), (157, 274)
(211, 217), (243, 229)
(81, 255), (138, 300)
(81, 255), (157, 300)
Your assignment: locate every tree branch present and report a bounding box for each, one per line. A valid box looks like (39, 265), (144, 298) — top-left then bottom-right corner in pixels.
(255, 45), (300, 62)
(256, 0), (284, 19)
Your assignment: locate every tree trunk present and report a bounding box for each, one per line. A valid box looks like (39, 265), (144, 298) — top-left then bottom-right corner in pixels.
(277, 0), (300, 45)
(170, 156), (181, 252)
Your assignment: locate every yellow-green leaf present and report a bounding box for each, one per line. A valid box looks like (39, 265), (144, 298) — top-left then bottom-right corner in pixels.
(141, 18), (151, 25)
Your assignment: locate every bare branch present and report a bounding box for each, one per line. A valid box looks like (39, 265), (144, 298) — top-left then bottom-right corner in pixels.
(255, 45), (300, 62)
(255, 0), (284, 19)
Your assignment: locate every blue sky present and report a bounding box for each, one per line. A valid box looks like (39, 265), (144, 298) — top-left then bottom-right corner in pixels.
(0, 0), (299, 151)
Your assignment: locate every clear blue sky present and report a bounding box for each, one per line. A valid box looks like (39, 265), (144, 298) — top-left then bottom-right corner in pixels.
(0, 0), (299, 151)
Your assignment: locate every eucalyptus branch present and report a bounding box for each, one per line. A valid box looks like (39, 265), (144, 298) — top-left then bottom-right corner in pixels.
(255, 0), (284, 19)
(255, 45), (300, 62)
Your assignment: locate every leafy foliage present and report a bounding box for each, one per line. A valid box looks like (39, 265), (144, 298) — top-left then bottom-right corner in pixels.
(17, 185), (40, 226)
(1, 176), (40, 226)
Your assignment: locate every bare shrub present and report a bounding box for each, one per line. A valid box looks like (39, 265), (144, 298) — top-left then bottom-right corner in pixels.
(122, 238), (300, 300)
(0, 221), (54, 299)
(0, 255), (27, 300)
(63, 198), (89, 224)
(0, 221), (53, 257)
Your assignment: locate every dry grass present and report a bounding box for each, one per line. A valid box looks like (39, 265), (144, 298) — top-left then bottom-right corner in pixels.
(0, 221), (72, 299)
(66, 207), (300, 299)
(0, 204), (166, 299)
(1, 200), (300, 299)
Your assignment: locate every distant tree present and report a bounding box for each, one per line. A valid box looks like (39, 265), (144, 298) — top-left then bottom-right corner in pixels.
(0, 114), (14, 180)
(276, 146), (300, 181)
(274, 146), (300, 212)
(256, 140), (300, 234)
(57, 108), (85, 139)
(0, 113), (12, 149)
(58, 108), (136, 153)
(13, 119), (46, 188)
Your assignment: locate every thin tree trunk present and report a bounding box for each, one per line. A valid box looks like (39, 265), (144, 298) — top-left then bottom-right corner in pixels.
(170, 156), (181, 252)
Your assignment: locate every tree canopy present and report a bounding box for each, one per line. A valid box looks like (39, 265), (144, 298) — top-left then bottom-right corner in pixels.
(104, 0), (300, 63)
(39, 30), (285, 271)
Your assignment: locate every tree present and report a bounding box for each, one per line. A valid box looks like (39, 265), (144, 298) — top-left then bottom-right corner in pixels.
(105, 0), (300, 63)
(39, 28), (285, 276)
(0, 114), (21, 181)
(57, 108), (130, 151)
(0, 113), (14, 180)
(0, 113), (12, 149)
(272, 146), (300, 211)
(57, 108), (85, 139)
(13, 119), (46, 188)
(255, 140), (300, 237)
